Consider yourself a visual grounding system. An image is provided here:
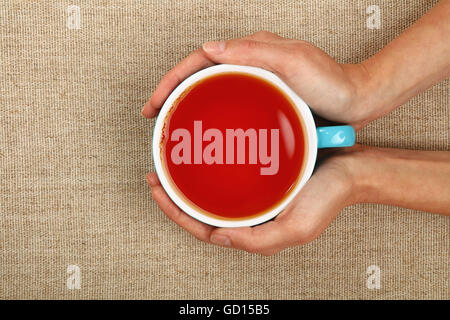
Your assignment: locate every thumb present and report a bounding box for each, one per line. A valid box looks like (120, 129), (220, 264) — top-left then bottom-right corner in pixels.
(202, 39), (288, 73)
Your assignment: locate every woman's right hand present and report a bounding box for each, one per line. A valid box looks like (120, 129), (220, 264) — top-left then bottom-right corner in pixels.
(142, 31), (372, 129)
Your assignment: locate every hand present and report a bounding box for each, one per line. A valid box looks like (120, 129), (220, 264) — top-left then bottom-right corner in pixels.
(142, 31), (371, 129)
(146, 150), (359, 256)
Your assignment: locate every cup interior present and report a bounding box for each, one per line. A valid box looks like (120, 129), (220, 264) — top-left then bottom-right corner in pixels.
(153, 64), (318, 227)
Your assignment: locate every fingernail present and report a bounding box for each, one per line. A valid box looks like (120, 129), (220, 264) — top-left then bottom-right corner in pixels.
(210, 234), (231, 247)
(202, 41), (225, 54)
(147, 174), (156, 187)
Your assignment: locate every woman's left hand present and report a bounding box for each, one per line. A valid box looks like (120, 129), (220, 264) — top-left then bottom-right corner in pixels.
(146, 150), (360, 256)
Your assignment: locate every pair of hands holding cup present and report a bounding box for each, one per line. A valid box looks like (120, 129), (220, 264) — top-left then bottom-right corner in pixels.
(142, 2), (450, 256)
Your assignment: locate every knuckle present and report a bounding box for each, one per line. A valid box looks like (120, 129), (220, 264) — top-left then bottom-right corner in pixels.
(243, 242), (261, 254)
(253, 30), (272, 38)
(296, 224), (316, 244)
(282, 218), (316, 245)
(192, 233), (204, 242)
(237, 39), (260, 51)
(251, 30), (282, 41)
(336, 84), (355, 108)
(292, 39), (313, 51)
(283, 41), (314, 60)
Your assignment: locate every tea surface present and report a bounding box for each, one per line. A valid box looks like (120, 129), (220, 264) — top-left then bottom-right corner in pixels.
(163, 72), (305, 219)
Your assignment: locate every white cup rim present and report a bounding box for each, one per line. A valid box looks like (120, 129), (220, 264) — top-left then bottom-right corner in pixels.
(152, 64), (317, 227)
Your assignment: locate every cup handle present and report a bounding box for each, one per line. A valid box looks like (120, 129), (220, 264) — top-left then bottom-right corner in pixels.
(316, 126), (355, 149)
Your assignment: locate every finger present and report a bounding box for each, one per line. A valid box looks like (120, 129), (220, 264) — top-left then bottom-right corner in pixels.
(209, 219), (298, 254)
(142, 49), (215, 118)
(146, 172), (160, 187)
(146, 173), (215, 242)
(201, 38), (290, 74)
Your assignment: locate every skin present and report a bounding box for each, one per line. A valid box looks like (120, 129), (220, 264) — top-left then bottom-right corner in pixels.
(142, 0), (450, 255)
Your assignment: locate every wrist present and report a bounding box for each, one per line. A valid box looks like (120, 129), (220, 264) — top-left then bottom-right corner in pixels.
(332, 144), (380, 205)
(337, 146), (450, 214)
(341, 63), (381, 128)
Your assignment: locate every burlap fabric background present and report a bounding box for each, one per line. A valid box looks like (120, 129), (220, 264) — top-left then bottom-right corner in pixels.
(0, 0), (448, 300)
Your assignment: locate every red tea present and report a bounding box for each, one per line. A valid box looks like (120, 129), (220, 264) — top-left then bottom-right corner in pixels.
(162, 72), (306, 219)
